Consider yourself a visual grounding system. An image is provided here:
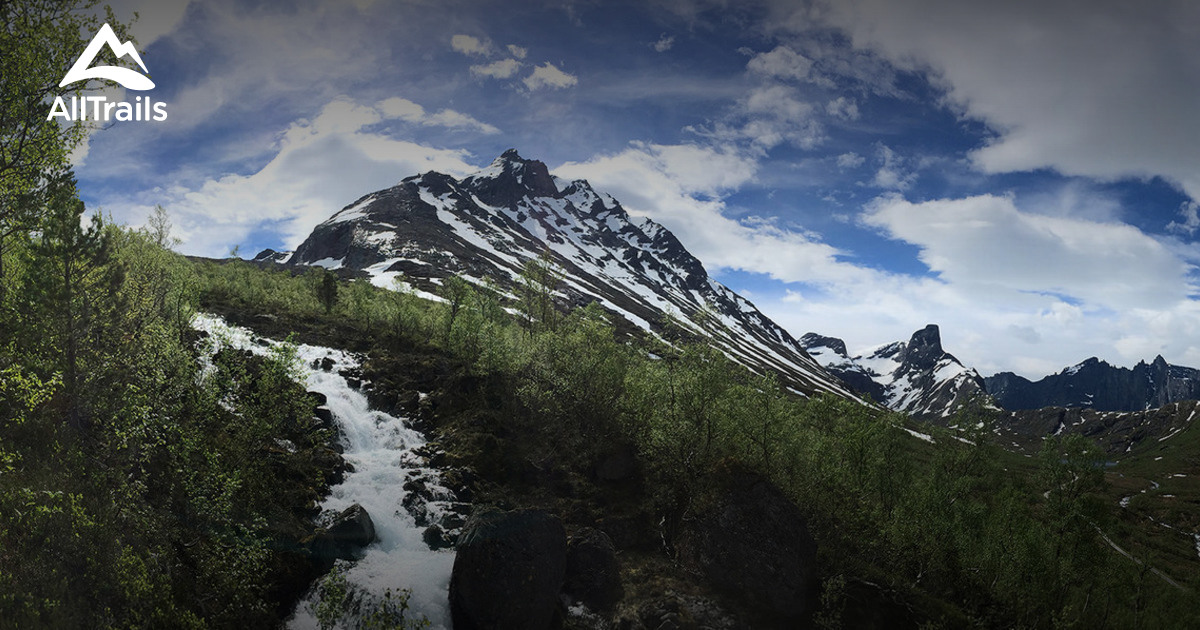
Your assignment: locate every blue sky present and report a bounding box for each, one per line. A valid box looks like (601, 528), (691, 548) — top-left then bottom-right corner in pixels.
(73, 0), (1200, 378)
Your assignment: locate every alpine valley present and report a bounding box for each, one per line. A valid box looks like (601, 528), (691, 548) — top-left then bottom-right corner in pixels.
(260, 150), (1200, 452)
(10, 148), (1200, 630)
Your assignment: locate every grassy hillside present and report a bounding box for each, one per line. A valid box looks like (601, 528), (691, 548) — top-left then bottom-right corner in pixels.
(190, 256), (1200, 628)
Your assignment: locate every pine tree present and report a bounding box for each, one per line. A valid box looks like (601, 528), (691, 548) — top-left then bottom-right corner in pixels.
(318, 268), (338, 314)
(0, 2), (136, 303)
(21, 171), (125, 432)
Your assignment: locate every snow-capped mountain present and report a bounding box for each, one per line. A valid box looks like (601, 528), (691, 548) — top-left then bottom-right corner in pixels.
(800, 325), (990, 418)
(985, 356), (1200, 412)
(278, 150), (863, 402)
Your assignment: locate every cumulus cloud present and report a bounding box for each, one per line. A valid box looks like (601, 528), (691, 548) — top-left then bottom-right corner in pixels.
(825, 96), (859, 120)
(450, 33), (491, 56)
(375, 97), (499, 133)
(652, 34), (674, 52)
(523, 62), (578, 90)
(506, 44), (528, 59)
(814, 0), (1200, 202)
(709, 84), (823, 151)
(836, 152), (864, 169)
(470, 59), (522, 79)
(861, 193), (1195, 309)
(870, 145), (914, 190)
(99, 97), (480, 257)
(1168, 201), (1200, 236)
(747, 45), (813, 81)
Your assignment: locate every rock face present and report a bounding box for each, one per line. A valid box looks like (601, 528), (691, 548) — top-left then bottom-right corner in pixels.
(309, 503), (376, 568)
(992, 399), (1200, 455)
(676, 472), (818, 622)
(280, 149), (863, 402)
(563, 528), (623, 613)
(801, 325), (991, 418)
(986, 355), (1200, 412)
(450, 508), (567, 630)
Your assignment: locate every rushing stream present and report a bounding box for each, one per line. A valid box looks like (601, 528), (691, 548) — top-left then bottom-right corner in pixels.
(193, 315), (458, 629)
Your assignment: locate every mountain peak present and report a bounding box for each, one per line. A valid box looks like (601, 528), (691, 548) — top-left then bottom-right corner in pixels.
(799, 333), (849, 359)
(465, 149), (559, 204)
(900, 324), (944, 370)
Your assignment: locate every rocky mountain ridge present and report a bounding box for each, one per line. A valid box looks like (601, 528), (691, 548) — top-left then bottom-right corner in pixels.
(800, 324), (991, 418)
(986, 356), (1200, 412)
(274, 149), (863, 402)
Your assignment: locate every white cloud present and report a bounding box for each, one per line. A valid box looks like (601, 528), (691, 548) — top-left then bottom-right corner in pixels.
(470, 59), (522, 79)
(1168, 201), (1200, 235)
(108, 0), (190, 47)
(652, 34), (674, 52)
(836, 152), (864, 169)
(450, 34), (491, 56)
(556, 143), (878, 288)
(870, 144), (914, 190)
(861, 193), (1195, 309)
(374, 97), (499, 133)
(815, 0), (1200, 202)
(506, 44), (528, 59)
(746, 45), (813, 81)
(711, 84), (823, 151)
(101, 97), (480, 258)
(825, 96), (859, 120)
(523, 62), (578, 90)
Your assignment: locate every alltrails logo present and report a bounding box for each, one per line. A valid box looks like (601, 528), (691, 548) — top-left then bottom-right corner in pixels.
(47, 23), (167, 122)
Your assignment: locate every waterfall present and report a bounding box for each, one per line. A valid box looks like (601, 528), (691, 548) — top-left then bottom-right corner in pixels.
(193, 315), (457, 629)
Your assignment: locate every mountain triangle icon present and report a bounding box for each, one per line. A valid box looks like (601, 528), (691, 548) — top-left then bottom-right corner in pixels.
(59, 23), (155, 91)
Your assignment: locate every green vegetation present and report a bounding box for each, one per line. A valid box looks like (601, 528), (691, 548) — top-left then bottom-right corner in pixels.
(4, 8), (1199, 625)
(0, 181), (341, 625)
(189, 257), (1200, 628)
(309, 565), (430, 630)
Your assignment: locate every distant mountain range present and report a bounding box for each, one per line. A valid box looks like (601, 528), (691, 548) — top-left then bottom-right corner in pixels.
(256, 149), (1200, 445)
(986, 356), (1200, 412)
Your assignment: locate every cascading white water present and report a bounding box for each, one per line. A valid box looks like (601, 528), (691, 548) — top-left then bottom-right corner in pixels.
(193, 315), (457, 629)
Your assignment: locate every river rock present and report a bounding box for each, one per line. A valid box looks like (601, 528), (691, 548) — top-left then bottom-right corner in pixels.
(313, 406), (335, 430)
(675, 471), (818, 621)
(310, 503), (376, 567)
(450, 508), (567, 630)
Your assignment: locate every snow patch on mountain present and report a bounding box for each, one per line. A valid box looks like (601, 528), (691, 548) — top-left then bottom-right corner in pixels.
(280, 149), (861, 402)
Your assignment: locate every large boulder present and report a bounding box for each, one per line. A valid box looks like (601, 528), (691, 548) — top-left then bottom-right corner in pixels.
(450, 509), (567, 630)
(309, 503), (376, 568)
(675, 471), (818, 622)
(563, 528), (623, 613)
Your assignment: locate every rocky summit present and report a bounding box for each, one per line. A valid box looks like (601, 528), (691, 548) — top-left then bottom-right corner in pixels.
(801, 324), (991, 418)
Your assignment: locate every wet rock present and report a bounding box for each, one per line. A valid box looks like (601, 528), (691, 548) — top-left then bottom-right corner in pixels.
(309, 503), (377, 568)
(422, 524), (455, 550)
(313, 406), (335, 431)
(319, 357), (335, 372)
(676, 471), (818, 622)
(450, 508), (567, 630)
(308, 391), (328, 406)
(563, 527), (623, 613)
